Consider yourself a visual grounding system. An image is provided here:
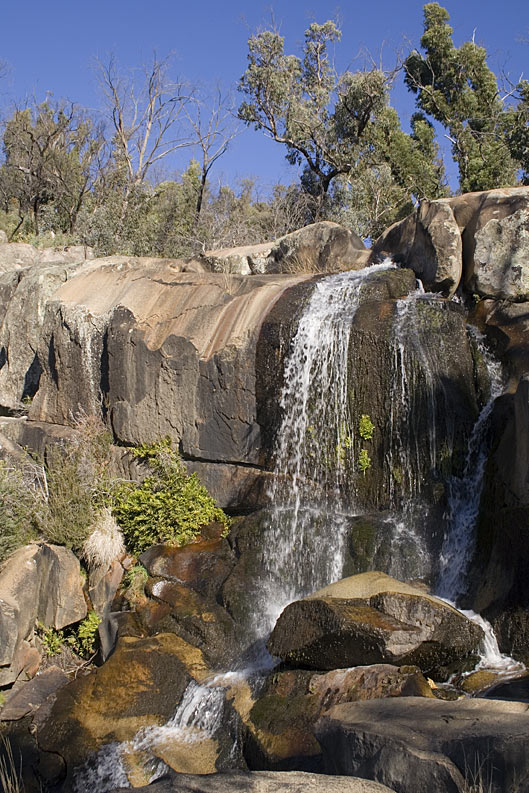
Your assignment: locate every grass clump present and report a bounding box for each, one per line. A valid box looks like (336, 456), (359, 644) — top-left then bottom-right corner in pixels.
(113, 439), (230, 556)
(0, 736), (23, 793)
(0, 462), (41, 564)
(82, 507), (125, 570)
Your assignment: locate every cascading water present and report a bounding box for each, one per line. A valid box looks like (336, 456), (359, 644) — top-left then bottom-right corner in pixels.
(252, 263), (396, 634)
(74, 675), (239, 792)
(437, 327), (504, 600)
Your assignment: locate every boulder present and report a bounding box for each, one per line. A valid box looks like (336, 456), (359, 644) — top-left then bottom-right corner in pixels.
(140, 531), (236, 601)
(139, 578), (238, 667)
(0, 665), (68, 720)
(36, 633), (210, 789)
(371, 201), (462, 296)
(111, 770), (397, 793)
(0, 543), (86, 685)
(444, 187), (529, 296)
(0, 242), (38, 272)
(267, 573), (483, 678)
(204, 222), (367, 275)
(315, 697), (529, 793)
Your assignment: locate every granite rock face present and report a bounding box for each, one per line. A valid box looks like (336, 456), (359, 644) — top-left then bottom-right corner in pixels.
(267, 573), (483, 678)
(315, 697), (529, 793)
(203, 221), (367, 275)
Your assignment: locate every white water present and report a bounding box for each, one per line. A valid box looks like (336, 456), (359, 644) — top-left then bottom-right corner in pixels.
(249, 263), (398, 634)
(74, 674), (241, 791)
(437, 327), (505, 600)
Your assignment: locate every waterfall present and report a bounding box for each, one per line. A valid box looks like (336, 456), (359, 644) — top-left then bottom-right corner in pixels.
(73, 674), (239, 792)
(253, 263), (396, 634)
(436, 327), (505, 600)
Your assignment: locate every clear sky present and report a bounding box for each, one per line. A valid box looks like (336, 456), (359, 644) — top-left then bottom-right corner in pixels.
(0, 0), (527, 192)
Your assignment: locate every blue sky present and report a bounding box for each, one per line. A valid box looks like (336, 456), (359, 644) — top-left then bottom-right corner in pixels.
(1, 0), (527, 192)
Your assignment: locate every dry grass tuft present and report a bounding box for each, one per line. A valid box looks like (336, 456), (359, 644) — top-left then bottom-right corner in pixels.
(82, 507), (125, 570)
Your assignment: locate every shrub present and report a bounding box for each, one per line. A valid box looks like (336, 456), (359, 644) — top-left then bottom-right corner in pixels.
(121, 563), (148, 606)
(74, 611), (101, 657)
(113, 439), (230, 556)
(0, 461), (40, 563)
(82, 508), (125, 570)
(41, 416), (113, 551)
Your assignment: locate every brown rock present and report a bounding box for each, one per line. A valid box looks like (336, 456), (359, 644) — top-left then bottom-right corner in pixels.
(0, 666), (68, 720)
(140, 534), (235, 600)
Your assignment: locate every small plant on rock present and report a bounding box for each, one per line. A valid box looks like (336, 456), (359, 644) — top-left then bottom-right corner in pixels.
(359, 414), (375, 441)
(73, 611), (101, 658)
(358, 448), (372, 476)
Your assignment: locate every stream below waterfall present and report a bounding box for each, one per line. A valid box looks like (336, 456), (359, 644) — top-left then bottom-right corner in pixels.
(74, 264), (525, 790)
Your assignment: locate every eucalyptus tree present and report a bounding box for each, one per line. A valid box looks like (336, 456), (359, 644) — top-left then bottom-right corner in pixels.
(0, 100), (104, 236)
(238, 22), (392, 219)
(404, 3), (527, 191)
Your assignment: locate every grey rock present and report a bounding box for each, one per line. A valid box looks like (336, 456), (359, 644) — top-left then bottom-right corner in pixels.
(110, 770), (396, 793)
(0, 665), (68, 720)
(36, 544), (87, 629)
(267, 573), (483, 677)
(315, 697), (529, 793)
(371, 200), (462, 296)
(204, 222), (366, 275)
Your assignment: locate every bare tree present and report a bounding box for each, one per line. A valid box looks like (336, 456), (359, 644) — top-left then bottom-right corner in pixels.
(183, 89), (240, 225)
(96, 53), (193, 188)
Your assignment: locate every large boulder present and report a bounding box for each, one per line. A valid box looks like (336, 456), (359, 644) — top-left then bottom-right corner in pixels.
(109, 770), (397, 793)
(36, 633), (210, 790)
(371, 201), (462, 296)
(0, 543), (86, 685)
(315, 697), (529, 793)
(243, 665), (433, 772)
(267, 572), (483, 678)
(203, 222), (367, 275)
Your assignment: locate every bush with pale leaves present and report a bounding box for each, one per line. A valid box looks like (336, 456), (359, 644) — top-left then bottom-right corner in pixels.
(82, 508), (125, 570)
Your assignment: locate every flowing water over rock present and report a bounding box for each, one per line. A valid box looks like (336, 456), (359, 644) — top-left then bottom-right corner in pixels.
(252, 263), (397, 634)
(437, 328), (505, 601)
(76, 266), (524, 788)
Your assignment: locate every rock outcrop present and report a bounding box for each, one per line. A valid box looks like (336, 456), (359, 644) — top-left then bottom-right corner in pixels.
(204, 222), (367, 275)
(315, 697), (529, 793)
(109, 770), (397, 793)
(267, 573), (483, 678)
(371, 187), (529, 300)
(0, 543), (86, 685)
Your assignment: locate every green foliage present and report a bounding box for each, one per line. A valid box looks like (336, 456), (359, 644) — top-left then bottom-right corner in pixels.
(404, 3), (524, 192)
(113, 439), (230, 556)
(37, 611), (101, 659)
(41, 417), (113, 551)
(74, 611), (101, 657)
(358, 448), (372, 476)
(37, 621), (66, 657)
(359, 414), (375, 441)
(121, 563), (148, 606)
(0, 462), (40, 563)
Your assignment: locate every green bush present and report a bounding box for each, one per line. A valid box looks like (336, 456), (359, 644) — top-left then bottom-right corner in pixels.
(0, 461), (40, 563)
(74, 611), (101, 657)
(358, 448), (372, 475)
(113, 439), (230, 556)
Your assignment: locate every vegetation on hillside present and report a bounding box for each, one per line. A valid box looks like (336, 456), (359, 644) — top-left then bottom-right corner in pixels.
(0, 4), (527, 254)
